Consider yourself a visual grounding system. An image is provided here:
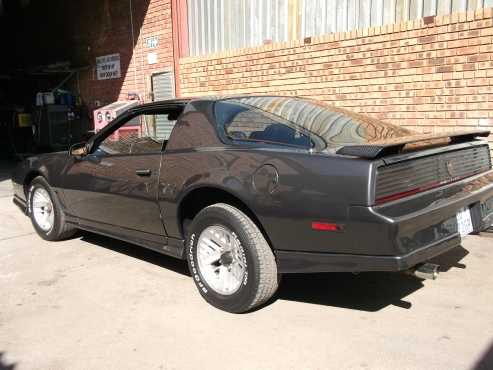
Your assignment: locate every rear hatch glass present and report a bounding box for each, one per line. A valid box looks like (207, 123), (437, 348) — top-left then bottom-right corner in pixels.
(215, 96), (413, 152)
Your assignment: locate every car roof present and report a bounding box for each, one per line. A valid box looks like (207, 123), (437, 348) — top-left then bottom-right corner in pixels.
(137, 95), (290, 110)
(136, 98), (193, 110)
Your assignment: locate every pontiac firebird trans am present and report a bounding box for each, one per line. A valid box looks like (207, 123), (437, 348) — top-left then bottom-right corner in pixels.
(12, 96), (493, 313)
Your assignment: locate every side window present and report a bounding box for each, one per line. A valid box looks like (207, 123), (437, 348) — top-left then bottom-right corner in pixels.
(217, 102), (313, 149)
(98, 113), (178, 155)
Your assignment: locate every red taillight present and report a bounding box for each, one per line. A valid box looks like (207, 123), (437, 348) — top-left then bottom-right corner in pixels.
(375, 173), (480, 204)
(375, 182), (440, 204)
(311, 222), (342, 232)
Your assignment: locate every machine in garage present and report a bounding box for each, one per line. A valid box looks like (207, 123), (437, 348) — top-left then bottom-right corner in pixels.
(92, 100), (140, 140)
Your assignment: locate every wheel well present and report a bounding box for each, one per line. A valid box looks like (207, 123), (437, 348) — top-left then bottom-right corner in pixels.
(178, 187), (271, 245)
(23, 171), (42, 196)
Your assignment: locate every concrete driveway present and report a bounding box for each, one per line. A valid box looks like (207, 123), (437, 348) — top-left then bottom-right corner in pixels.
(1, 161), (492, 370)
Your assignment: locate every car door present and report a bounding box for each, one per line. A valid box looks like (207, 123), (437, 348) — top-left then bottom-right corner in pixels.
(62, 108), (176, 240)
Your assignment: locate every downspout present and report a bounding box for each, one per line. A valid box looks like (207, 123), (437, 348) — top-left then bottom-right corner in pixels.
(171, 0), (188, 97)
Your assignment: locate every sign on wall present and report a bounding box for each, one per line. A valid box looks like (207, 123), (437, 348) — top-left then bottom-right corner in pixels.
(147, 52), (158, 65)
(96, 53), (121, 80)
(144, 36), (159, 49)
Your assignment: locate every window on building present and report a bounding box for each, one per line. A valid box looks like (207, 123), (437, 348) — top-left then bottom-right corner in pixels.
(187, 0), (289, 56)
(300, 0), (493, 38)
(186, 0), (493, 57)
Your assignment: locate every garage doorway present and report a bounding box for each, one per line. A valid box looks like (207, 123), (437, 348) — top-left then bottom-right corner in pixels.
(151, 72), (175, 140)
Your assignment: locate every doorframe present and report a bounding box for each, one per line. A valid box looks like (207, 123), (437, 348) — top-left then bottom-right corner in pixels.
(146, 68), (176, 102)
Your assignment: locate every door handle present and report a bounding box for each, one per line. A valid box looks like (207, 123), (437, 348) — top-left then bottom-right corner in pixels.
(135, 169), (152, 177)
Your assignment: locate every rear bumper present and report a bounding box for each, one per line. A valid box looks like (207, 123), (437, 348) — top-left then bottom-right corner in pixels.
(277, 170), (493, 273)
(276, 234), (460, 273)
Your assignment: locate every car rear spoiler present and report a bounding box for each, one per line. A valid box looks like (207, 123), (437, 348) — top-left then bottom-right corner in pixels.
(336, 129), (491, 159)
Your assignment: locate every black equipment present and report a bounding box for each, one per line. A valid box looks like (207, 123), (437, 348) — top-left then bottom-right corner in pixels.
(33, 105), (91, 151)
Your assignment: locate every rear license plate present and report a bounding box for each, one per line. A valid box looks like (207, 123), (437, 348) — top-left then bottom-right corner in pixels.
(456, 207), (474, 237)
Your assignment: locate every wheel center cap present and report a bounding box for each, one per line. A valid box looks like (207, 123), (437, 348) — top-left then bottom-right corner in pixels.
(220, 251), (233, 266)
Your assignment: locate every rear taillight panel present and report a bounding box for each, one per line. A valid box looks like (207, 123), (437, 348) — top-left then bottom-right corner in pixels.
(375, 145), (492, 204)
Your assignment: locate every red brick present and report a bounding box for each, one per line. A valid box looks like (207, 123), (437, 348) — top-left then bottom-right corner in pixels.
(74, 0), (176, 109)
(456, 46), (479, 55)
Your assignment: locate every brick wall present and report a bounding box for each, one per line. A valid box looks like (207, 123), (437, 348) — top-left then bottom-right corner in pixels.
(125, 0), (175, 100)
(179, 7), (493, 150)
(73, 0), (174, 109)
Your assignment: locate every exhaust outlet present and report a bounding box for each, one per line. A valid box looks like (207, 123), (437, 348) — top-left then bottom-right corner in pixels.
(407, 263), (440, 280)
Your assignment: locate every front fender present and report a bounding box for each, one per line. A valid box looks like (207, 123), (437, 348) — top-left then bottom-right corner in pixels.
(12, 152), (69, 203)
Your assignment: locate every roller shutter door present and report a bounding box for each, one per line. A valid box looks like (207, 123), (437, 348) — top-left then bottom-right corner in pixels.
(152, 72), (175, 140)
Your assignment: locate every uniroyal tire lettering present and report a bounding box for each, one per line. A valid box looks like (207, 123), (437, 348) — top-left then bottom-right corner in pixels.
(231, 231), (248, 286)
(27, 186), (34, 215)
(189, 232), (208, 294)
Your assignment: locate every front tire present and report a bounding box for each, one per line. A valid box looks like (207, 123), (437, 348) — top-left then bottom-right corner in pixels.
(28, 176), (77, 241)
(187, 203), (279, 313)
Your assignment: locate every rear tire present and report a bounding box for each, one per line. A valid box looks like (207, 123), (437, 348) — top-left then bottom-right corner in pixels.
(28, 176), (77, 241)
(187, 203), (279, 313)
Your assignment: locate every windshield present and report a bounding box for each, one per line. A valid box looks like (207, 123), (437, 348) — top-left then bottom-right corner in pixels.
(216, 96), (414, 152)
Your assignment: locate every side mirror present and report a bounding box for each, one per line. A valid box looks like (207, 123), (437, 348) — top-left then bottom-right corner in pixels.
(69, 142), (88, 157)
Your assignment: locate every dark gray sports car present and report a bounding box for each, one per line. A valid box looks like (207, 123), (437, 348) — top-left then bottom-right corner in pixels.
(12, 96), (493, 312)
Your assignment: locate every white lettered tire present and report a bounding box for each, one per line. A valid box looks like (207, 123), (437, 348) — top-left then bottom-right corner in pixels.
(187, 203), (279, 313)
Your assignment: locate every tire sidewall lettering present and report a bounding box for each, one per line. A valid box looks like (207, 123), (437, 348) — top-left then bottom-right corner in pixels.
(188, 232), (208, 294)
(185, 205), (275, 313)
(27, 185), (35, 215)
(230, 231), (248, 287)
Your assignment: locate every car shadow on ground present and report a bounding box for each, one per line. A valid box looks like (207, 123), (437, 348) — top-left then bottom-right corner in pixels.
(0, 352), (16, 370)
(79, 232), (190, 277)
(473, 339), (493, 370)
(274, 246), (469, 312)
(78, 231), (469, 312)
(0, 173), (12, 183)
(0, 161), (16, 182)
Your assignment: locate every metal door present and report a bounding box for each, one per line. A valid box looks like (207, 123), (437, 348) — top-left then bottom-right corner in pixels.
(152, 72), (175, 140)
